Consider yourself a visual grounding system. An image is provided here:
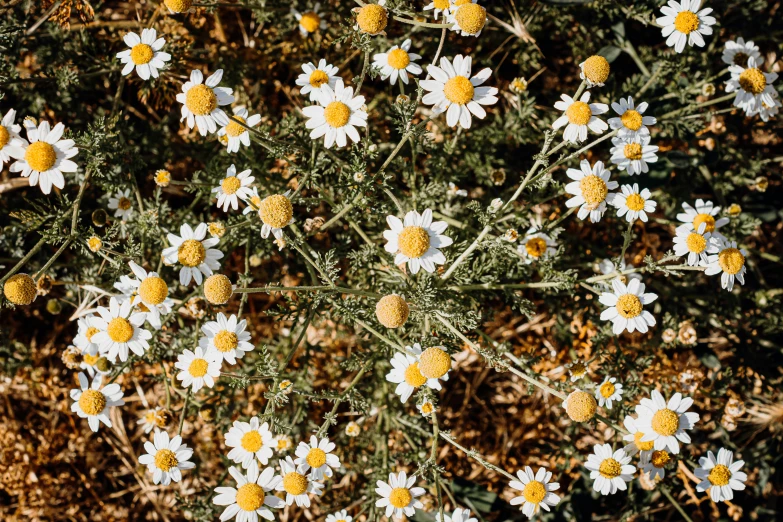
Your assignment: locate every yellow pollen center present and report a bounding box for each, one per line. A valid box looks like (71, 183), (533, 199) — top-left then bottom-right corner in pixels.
(418, 347), (451, 379)
(118, 197), (132, 210)
(86, 326), (100, 341)
(718, 248), (745, 275)
(356, 4), (388, 34)
(565, 391), (597, 422)
(582, 55), (610, 83)
(732, 52), (749, 66)
(739, 68), (766, 95)
(306, 448), (327, 468)
(214, 330), (239, 352)
(579, 175), (608, 206)
(708, 464), (731, 487)
(434, 0), (449, 8)
(454, 3), (486, 34)
(625, 193), (646, 211)
(525, 237), (547, 257)
(651, 450), (671, 468)
(130, 43), (154, 65)
(522, 480), (547, 504)
(224, 116), (246, 138)
(388, 487), (413, 508)
(185, 84), (218, 116)
(277, 438), (291, 450)
(204, 274), (233, 304)
(164, 0), (192, 13)
(25, 141), (57, 172)
(420, 402), (433, 414)
(404, 362), (427, 387)
(634, 431), (654, 451)
(324, 101), (351, 128)
(282, 472), (308, 495)
(236, 483), (266, 511)
(674, 11), (700, 34)
(387, 48), (411, 70)
(259, 194), (293, 229)
(154, 449), (179, 472)
(107, 317), (134, 343)
(623, 143), (643, 160)
(177, 239), (206, 267)
(566, 101), (592, 126)
(599, 382), (616, 398)
(615, 294), (643, 319)
(88, 237), (102, 251)
(221, 176), (242, 194)
(139, 276), (168, 305)
(188, 358), (209, 377)
(599, 458), (622, 479)
(299, 12), (321, 32)
(240, 430), (264, 453)
(443, 76), (475, 105)
(376, 294), (410, 328)
(685, 232), (707, 253)
(651, 408), (680, 436)
(692, 213), (716, 233)
(78, 389), (106, 415)
(83, 353), (100, 366)
(0, 126), (9, 148)
(397, 226), (430, 258)
(621, 110), (643, 131)
(309, 70), (329, 88)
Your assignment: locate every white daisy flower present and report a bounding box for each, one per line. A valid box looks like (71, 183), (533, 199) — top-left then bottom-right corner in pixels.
(756, 92), (781, 122)
(7, 120), (78, 194)
(274, 434), (294, 453)
(373, 39), (423, 86)
(417, 399), (436, 417)
(385, 344), (449, 403)
(214, 464), (285, 522)
(517, 228), (557, 264)
(69, 372), (125, 432)
(0, 108), (24, 167)
(375, 471), (426, 520)
(175, 346), (222, 392)
(634, 390), (700, 454)
(564, 160), (617, 223)
(552, 92), (609, 144)
(162, 223), (224, 285)
(199, 312), (255, 365)
(725, 56), (778, 116)
(608, 97), (656, 140)
(326, 510), (353, 522)
(639, 449), (672, 480)
(213, 164), (255, 212)
(353, 0), (388, 36)
(594, 376), (624, 409)
(599, 278), (658, 335)
(704, 237), (748, 292)
(423, 0), (451, 20)
(694, 448), (748, 503)
(295, 59), (340, 102)
(91, 297), (151, 363)
(421, 55), (499, 129)
(73, 314), (104, 355)
(275, 456), (323, 507)
(584, 444), (636, 495)
(225, 417), (275, 469)
(722, 37), (761, 67)
(138, 430), (195, 485)
(116, 28), (171, 80)
(656, 0), (716, 54)
(257, 191), (294, 240)
(509, 466), (561, 519)
(383, 209), (452, 274)
(136, 407), (168, 434)
(217, 107), (262, 153)
(293, 3), (327, 36)
(566, 360), (589, 382)
(609, 135), (659, 175)
(621, 415), (655, 457)
(176, 69), (234, 136)
(676, 199), (728, 239)
(120, 261), (173, 329)
(79, 349), (109, 377)
(579, 55), (611, 88)
(294, 435), (341, 480)
(673, 222), (712, 266)
(302, 80), (367, 149)
(612, 183), (657, 223)
(107, 188), (134, 220)
(436, 507), (477, 522)
(446, 0), (486, 37)
(596, 258), (642, 290)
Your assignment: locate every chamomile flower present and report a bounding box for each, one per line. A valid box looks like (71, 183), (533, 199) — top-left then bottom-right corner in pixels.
(276, 456), (323, 507)
(704, 238), (748, 292)
(756, 92), (782, 122)
(91, 297), (152, 363)
(566, 360), (589, 382)
(447, 0), (487, 37)
(622, 415), (655, 457)
(608, 97), (656, 140)
(421, 55), (498, 129)
(417, 400), (436, 417)
(0, 108), (24, 167)
(137, 407), (169, 434)
(69, 372), (125, 432)
(612, 184), (657, 223)
(7, 120), (78, 194)
(293, 3), (327, 36)
(584, 444), (636, 495)
(599, 278), (658, 335)
(635, 390), (700, 454)
(673, 222), (712, 266)
(375, 471), (426, 520)
(326, 510), (353, 522)
(108, 189), (134, 220)
(725, 56), (778, 116)
(214, 465), (285, 522)
(296, 60), (340, 102)
(656, 0), (716, 54)
(225, 417), (275, 469)
(164, 0), (193, 14)
(217, 107), (261, 153)
(176, 69), (234, 136)
(213, 164), (255, 212)
(694, 448), (748, 503)
(175, 346), (222, 392)
(383, 209), (452, 274)
(552, 92), (608, 144)
(517, 228), (557, 264)
(564, 160), (617, 223)
(353, 0), (388, 36)
(199, 312), (254, 365)
(294, 435), (341, 480)
(303, 80), (367, 149)
(676, 199), (728, 238)
(79, 350), (109, 377)
(121, 261), (173, 329)
(579, 55), (611, 88)
(640, 449), (672, 480)
(373, 39), (423, 86)
(138, 431), (195, 485)
(162, 223), (224, 285)
(345, 422), (361, 437)
(424, 0), (451, 20)
(509, 467), (561, 519)
(73, 314), (104, 355)
(595, 376), (624, 409)
(275, 435), (294, 453)
(722, 37), (761, 67)
(436, 508), (478, 522)
(386, 344), (448, 403)
(258, 191), (294, 240)
(609, 135), (659, 175)
(116, 29), (171, 80)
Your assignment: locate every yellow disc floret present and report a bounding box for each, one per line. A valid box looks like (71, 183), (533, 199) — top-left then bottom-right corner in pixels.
(241, 430), (263, 453)
(707, 464), (731, 486)
(213, 330), (239, 353)
(324, 101), (351, 128)
(686, 232), (707, 253)
(78, 389), (106, 415)
(236, 483), (265, 511)
(634, 431), (654, 451)
(566, 101), (592, 125)
(525, 237), (548, 258)
(388, 487), (412, 508)
(306, 448), (327, 468)
(130, 44), (154, 65)
(221, 176), (242, 194)
(579, 175), (608, 207)
(88, 236), (103, 252)
(599, 381), (616, 398)
(454, 3), (486, 35)
(625, 193), (646, 212)
(154, 449), (179, 472)
(164, 0), (192, 13)
(107, 317), (134, 343)
(651, 408), (680, 436)
(674, 11), (700, 34)
(621, 110), (643, 131)
(259, 194), (293, 229)
(204, 274), (233, 305)
(4, 273), (37, 305)
(375, 294), (410, 328)
(356, 4), (388, 35)
(418, 347), (451, 379)
(433, 0), (450, 8)
(185, 84), (218, 116)
(188, 358), (209, 377)
(692, 213), (716, 233)
(309, 70), (329, 88)
(565, 391), (597, 422)
(155, 169), (171, 187)
(404, 362), (427, 387)
(282, 472), (308, 495)
(387, 49), (411, 70)
(299, 11), (321, 33)
(178, 239), (206, 267)
(718, 248), (745, 275)
(0, 125), (9, 147)
(651, 450), (671, 468)
(522, 480), (547, 504)
(139, 276), (168, 305)
(739, 68), (766, 95)
(615, 294), (643, 319)
(224, 117), (246, 138)
(443, 76), (475, 105)
(582, 55), (610, 84)
(598, 458), (622, 479)
(25, 141), (57, 172)
(623, 143), (643, 160)
(397, 226), (430, 259)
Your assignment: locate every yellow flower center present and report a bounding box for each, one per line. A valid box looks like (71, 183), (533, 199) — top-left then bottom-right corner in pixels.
(0, 125), (9, 148)
(615, 294), (643, 319)
(598, 458), (622, 479)
(433, 0), (450, 8)
(443, 76), (475, 105)
(599, 381), (616, 398)
(651, 408), (680, 436)
(214, 330), (239, 352)
(282, 471), (308, 495)
(674, 11), (700, 34)
(118, 197), (132, 211)
(388, 487), (413, 508)
(522, 480), (547, 504)
(565, 391), (597, 422)
(154, 449), (179, 472)
(88, 236), (102, 252)
(566, 101), (592, 126)
(579, 175), (608, 207)
(404, 362), (427, 387)
(138, 276), (168, 305)
(306, 448), (327, 468)
(25, 141), (57, 172)
(732, 52), (749, 66)
(623, 143), (643, 160)
(420, 402), (434, 414)
(185, 84), (218, 116)
(224, 116), (246, 138)
(177, 239), (206, 267)
(685, 232), (707, 253)
(189, 358), (209, 377)
(83, 353), (100, 366)
(107, 317), (134, 343)
(86, 326), (99, 341)
(387, 48), (411, 70)
(204, 274), (233, 305)
(277, 437), (292, 450)
(375, 294), (410, 328)
(324, 101), (351, 128)
(621, 110), (643, 131)
(718, 248), (745, 275)
(525, 237), (547, 258)
(78, 389), (106, 416)
(130, 43), (154, 65)
(156, 169), (171, 185)
(634, 431), (654, 451)
(299, 11), (321, 33)
(259, 194), (293, 229)
(309, 70), (330, 88)
(708, 464), (731, 487)
(3, 273), (37, 306)
(418, 347), (450, 379)
(692, 213), (716, 233)
(397, 226), (430, 258)
(651, 450), (671, 468)
(739, 68), (766, 95)
(164, 0), (192, 13)
(240, 430), (264, 453)
(236, 483), (266, 511)
(582, 55), (610, 84)
(221, 176), (242, 195)
(454, 3), (486, 34)
(356, 4), (388, 34)
(625, 193), (646, 212)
